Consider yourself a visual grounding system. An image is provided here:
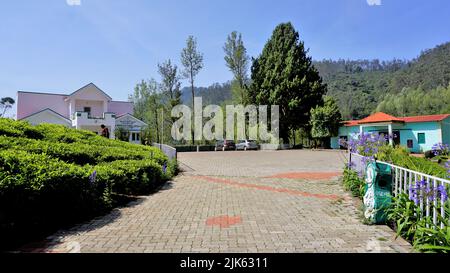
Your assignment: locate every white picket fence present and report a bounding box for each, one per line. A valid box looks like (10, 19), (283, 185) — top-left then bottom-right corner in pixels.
(152, 143), (177, 161)
(349, 153), (450, 228)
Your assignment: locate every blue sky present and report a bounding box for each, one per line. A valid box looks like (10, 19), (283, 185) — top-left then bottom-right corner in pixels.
(1, 0), (450, 117)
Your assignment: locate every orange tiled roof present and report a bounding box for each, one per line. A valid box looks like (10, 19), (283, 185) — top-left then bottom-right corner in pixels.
(343, 112), (450, 127)
(400, 114), (450, 123)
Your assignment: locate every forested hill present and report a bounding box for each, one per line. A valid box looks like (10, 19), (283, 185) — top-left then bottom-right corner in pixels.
(314, 41), (450, 119)
(180, 42), (450, 119)
(181, 82), (232, 106)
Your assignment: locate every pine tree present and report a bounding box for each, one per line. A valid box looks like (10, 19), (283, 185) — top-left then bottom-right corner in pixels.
(248, 22), (326, 143)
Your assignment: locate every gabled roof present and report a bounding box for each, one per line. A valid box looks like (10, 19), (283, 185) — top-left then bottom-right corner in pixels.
(116, 113), (148, 126)
(67, 83), (112, 100)
(344, 112), (450, 127)
(20, 108), (71, 122)
(357, 112), (404, 124)
(400, 114), (450, 123)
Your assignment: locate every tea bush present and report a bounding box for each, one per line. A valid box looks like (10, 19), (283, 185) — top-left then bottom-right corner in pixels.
(0, 118), (177, 249)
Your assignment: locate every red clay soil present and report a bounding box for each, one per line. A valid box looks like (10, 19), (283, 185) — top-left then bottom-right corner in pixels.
(206, 215), (242, 228)
(267, 172), (342, 180)
(195, 176), (340, 200)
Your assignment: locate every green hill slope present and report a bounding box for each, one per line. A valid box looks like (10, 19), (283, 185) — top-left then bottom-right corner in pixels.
(314, 42), (450, 119)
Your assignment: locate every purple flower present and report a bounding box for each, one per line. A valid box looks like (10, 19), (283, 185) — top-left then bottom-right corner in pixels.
(432, 143), (450, 156)
(437, 185), (448, 202)
(89, 170), (97, 184)
(409, 179), (448, 204)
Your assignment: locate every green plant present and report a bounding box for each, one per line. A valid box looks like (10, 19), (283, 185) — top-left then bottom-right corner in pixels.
(343, 168), (365, 198)
(0, 118), (177, 249)
(378, 145), (448, 179)
(386, 193), (420, 241)
(413, 225), (450, 253)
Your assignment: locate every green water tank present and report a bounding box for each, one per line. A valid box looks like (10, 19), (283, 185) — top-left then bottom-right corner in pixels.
(363, 162), (393, 224)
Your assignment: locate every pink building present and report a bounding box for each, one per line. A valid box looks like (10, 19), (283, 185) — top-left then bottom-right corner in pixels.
(17, 83), (147, 143)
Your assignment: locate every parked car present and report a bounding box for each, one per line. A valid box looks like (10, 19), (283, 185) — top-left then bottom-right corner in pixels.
(235, 139), (258, 151)
(214, 140), (236, 151)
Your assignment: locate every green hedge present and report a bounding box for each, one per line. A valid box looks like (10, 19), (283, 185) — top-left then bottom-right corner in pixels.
(0, 150), (111, 235)
(96, 159), (164, 195)
(377, 146), (447, 179)
(0, 118), (177, 249)
(175, 145), (217, 152)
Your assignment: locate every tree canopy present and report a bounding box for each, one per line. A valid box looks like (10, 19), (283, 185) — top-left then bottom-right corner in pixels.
(0, 97), (15, 117)
(310, 96), (342, 139)
(224, 31), (249, 104)
(247, 22), (326, 142)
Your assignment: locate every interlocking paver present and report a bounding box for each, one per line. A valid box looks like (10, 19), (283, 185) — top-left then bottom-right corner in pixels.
(19, 150), (411, 253)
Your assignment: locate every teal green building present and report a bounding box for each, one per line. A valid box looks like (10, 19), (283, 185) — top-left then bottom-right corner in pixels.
(331, 112), (450, 153)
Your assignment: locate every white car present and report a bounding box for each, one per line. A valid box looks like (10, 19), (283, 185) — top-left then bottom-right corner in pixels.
(235, 140), (258, 151)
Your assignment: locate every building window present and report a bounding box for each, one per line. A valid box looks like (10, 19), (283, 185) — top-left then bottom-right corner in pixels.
(131, 133), (136, 141)
(418, 133), (426, 144)
(84, 107), (91, 117)
(136, 133), (140, 141)
(407, 139), (413, 148)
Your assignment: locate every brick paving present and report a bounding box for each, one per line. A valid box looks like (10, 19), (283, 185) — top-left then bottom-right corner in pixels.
(19, 150), (411, 253)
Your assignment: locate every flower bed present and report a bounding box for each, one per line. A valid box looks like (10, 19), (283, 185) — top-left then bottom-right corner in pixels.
(341, 132), (450, 252)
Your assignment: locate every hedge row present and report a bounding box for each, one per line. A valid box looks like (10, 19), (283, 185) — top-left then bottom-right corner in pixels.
(377, 146), (448, 179)
(0, 149), (172, 248)
(0, 118), (177, 249)
(0, 136), (167, 166)
(175, 145), (216, 152)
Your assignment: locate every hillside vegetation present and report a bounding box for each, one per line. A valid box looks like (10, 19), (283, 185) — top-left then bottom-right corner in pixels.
(314, 42), (450, 119)
(0, 118), (176, 249)
(180, 42), (450, 121)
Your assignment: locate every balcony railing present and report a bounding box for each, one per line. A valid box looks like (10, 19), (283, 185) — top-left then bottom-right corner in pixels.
(72, 112), (116, 120)
(72, 112), (116, 127)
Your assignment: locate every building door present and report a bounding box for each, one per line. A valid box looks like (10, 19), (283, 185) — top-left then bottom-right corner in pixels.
(393, 130), (400, 146)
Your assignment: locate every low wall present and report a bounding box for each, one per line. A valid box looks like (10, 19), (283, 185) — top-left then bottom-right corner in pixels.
(152, 143), (177, 160)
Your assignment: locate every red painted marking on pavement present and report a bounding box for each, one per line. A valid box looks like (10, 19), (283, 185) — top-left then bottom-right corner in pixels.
(195, 176), (340, 200)
(206, 215), (242, 228)
(267, 172), (342, 180)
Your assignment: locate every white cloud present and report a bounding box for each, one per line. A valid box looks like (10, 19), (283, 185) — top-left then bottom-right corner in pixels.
(66, 0), (81, 6)
(367, 0), (382, 6)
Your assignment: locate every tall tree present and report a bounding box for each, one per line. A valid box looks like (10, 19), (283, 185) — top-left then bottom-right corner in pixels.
(129, 79), (163, 144)
(223, 31), (249, 104)
(158, 59), (182, 141)
(181, 35), (203, 143)
(0, 97), (15, 117)
(248, 22), (326, 143)
(310, 96), (342, 147)
(158, 59), (182, 108)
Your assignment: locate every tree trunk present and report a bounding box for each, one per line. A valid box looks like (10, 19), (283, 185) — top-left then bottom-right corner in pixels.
(191, 78), (195, 145)
(154, 108), (160, 143)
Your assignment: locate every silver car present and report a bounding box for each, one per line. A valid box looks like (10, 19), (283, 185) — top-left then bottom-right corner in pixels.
(235, 139), (258, 151)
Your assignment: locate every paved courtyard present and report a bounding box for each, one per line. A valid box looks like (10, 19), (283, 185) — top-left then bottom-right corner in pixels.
(20, 150), (411, 253)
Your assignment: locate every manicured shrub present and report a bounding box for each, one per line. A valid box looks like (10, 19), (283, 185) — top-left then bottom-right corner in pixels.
(96, 159), (164, 195)
(378, 146), (448, 179)
(0, 150), (113, 246)
(0, 118), (177, 249)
